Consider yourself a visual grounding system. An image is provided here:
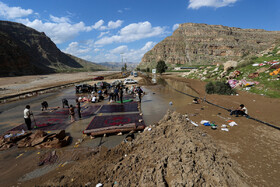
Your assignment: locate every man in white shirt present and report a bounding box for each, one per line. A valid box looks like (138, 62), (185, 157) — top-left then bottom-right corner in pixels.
(230, 104), (249, 118)
(24, 105), (33, 130)
(91, 96), (97, 103)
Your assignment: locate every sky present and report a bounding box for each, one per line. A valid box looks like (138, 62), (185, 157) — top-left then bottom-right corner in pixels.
(0, 0), (279, 63)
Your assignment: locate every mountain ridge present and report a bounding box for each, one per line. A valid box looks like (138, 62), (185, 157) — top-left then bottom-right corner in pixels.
(0, 20), (106, 77)
(139, 23), (280, 68)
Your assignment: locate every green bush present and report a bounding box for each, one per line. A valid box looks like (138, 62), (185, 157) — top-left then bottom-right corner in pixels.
(205, 81), (236, 95)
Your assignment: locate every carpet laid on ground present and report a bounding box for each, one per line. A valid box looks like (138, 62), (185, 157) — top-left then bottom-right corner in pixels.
(8, 105), (101, 132)
(99, 102), (138, 113)
(84, 113), (145, 131)
(8, 116), (70, 132)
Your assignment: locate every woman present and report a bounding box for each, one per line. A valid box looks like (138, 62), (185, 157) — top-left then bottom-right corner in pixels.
(69, 105), (75, 122)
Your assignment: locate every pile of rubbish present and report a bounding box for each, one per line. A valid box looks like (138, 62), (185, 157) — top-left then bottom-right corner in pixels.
(228, 79), (259, 89)
(0, 130), (70, 151)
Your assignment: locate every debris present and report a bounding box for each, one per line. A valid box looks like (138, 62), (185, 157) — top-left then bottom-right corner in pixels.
(229, 121), (238, 127)
(16, 153), (24, 159)
(169, 101), (173, 105)
(190, 120), (199, 127)
(221, 128), (229, 132)
(96, 183), (103, 187)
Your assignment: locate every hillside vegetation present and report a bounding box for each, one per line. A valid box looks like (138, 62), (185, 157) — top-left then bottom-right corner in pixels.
(182, 42), (280, 98)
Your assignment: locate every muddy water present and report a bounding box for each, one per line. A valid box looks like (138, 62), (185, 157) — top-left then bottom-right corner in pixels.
(141, 78), (199, 124)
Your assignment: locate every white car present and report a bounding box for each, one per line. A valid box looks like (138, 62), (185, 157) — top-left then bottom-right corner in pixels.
(124, 78), (138, 84)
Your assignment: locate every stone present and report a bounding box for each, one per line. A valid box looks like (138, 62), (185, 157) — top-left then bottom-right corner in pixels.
(139, 23), (280, 68)
(223, 61), (238, 72)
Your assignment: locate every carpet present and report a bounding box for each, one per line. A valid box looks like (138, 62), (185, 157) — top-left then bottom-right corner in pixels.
(84, 113), (145, 131)
(99, 102), (138, 113)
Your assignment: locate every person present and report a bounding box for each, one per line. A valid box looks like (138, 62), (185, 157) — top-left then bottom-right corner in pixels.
(41, 101), (48, 111)
(193, 98), (199, 104)
(62, 98), (69, 108)
(91, 95), (97, 103)
(94, 83), (97, 93)
(76, 99), (81, 119)
(69, 105), (75, 122)
(114, 87), (119, 101)
(119, 87), (124, 104)
(24, 105), (33, 130)
(230, 104), (249, 117)
(136, 86), (143, 103)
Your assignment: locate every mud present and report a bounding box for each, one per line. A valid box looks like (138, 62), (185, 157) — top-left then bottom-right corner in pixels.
(30, 111), (248, 186)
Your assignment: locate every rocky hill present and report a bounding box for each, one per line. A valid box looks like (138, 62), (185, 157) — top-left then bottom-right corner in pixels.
(0, 21), (105, 77)
(139, 23), (280, 68)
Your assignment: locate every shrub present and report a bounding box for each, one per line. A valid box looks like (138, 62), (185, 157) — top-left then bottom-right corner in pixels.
(205, 81), (236, 95)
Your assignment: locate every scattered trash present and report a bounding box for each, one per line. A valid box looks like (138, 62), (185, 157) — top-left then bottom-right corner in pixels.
(221, 124), (227, 128)
(221, 128), (229, 132)
(190, 120), (199, 127)
(16, 153), (24, 159)
(117, 132), (122, 136)
(85, 182), (91, 186)
(200, 120), (209, 125)
(229, 121), (238, 127)
(169, 101), (173, 105)
(96, 183), (103, 187)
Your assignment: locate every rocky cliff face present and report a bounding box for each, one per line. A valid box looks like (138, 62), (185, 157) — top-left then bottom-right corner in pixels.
(140, 23), (280, 68)
(0, 21), (103, 77)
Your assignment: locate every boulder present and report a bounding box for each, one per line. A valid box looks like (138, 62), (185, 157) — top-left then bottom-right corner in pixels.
(257, 67), (269, 73)
(223, 61), (238, 72)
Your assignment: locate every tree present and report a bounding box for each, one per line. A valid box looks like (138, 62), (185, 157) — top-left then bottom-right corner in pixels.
(146, 67), (150, 73)
(124, 63), (127, 71)
(156, 60), (168, 74)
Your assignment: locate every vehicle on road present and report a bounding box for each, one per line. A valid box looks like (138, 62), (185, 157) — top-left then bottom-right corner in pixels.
(124, 78), (137, 84)
(93, 76), (104, 80)
(96, 81), (111, 89)
(75, 84), (93, 93)
(133, 72), (138, 77)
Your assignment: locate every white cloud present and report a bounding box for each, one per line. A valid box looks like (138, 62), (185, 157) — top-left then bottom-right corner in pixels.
(50, 15), (70, 23)
(63, 41), (92, 56)
(0, 2), (33, 19)
(173, 23), (179, 31)
(188, 0), (238, 9)
(110, 45), (128, 54)
(99, 20), (123, 30)
(17, 17), (94, 44)
(98, 31), (110, 38)
(95, 21), (166, 45)
(92, 19), (104, 29)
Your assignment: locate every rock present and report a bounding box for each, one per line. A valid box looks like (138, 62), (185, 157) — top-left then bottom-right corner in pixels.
(257, 67), (269, 73)
(139, 23), (280, 68)
(223, 61), (238, 72)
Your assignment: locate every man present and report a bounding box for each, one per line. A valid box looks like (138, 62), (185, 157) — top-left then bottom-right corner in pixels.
(76, 99), (82, 119)
(136, 86), (143, 103)
(62, 98), (69, 108)
(91, 95), (97, 103)
(230, 104), (249, 117)
(41, 101), (48, 111)
(119, 86), (124, 104)
(24, 105), (33, 130)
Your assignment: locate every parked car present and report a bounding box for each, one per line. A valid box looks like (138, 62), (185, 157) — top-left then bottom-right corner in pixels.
(96, 81), (111, 89)
(93, 76), (104, 80)
(112, 80), (123, 87)
(75, 84), (93, 93)
(124, 78), (137, 84)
